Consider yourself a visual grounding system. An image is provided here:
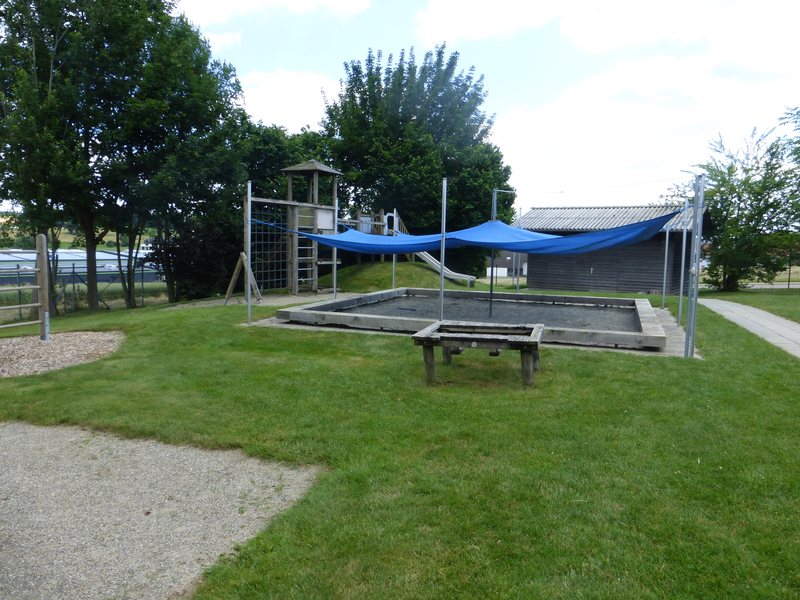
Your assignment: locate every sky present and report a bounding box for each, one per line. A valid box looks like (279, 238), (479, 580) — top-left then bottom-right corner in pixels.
(172, 0), (800, 215)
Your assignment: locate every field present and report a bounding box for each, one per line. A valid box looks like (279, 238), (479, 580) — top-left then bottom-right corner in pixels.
(1, 264), (799, 598)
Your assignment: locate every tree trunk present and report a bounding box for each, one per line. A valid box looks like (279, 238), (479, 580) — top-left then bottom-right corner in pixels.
(116, 231), (134, 309)
(77, 209), (107, 311)
(115, 224), (143, 310)
(127, 229), (141, 308)
(158, 221), (178, 303)
(46, 227), (60, 317)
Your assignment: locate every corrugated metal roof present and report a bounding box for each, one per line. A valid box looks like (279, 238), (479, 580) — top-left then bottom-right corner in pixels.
(514, 205), (700, 232)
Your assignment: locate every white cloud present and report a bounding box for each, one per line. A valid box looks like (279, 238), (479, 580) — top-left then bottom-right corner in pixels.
(413, 0), (800, 210)
(492, 50), (799, 211)
(415, 0), (560, 48)
(415, 0), (800, 70)
(240, 69), (341, 133)
(175, 0), (370, 27)
(204, 31), (241, 52)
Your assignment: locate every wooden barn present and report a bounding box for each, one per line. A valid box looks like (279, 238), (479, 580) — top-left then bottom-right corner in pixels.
(517, 205), (704, 294)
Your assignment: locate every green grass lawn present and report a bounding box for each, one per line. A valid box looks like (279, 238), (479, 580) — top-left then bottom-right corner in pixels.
(2, 269), (800, 598)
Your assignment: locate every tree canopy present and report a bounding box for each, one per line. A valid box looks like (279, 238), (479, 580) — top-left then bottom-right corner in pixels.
(700, 129), (800, 291)
(323, 46), (513, 274)
(0, 0), (244, 307)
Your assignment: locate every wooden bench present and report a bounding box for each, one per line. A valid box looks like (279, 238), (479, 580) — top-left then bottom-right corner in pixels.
(412, 321), (544, 386)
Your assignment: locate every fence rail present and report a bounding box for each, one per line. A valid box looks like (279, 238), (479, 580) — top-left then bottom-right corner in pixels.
(0, 234), (50, 340)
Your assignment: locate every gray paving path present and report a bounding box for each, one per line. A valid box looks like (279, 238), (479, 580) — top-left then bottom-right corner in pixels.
(698, 299), (800, 359)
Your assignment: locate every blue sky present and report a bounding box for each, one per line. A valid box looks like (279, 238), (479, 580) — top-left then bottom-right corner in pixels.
(179, 1), (796, 214)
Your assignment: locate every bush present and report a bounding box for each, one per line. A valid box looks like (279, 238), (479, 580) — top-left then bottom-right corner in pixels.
(13, 235), (35, 249)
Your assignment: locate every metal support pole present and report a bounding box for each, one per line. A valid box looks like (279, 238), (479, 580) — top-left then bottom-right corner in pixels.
(439, 179), (447, 321)
(392, 208), (397, 289)
(333, 175), (339, 299)
(678, 195), (689, 324)
(489, 189), (497, 318)
(684, 190), (699, 357)
(512, 248), (516, 291)
(684, 175), (704, 358)
(487, 189), (515, 316)
(688, 175), (705, 357)
(516, 208), (522, 293)
(661, 226), (670, 308)
(246, 181), (252, 325)
(16, 264), (22, 319)
(141, 260), (145, 307)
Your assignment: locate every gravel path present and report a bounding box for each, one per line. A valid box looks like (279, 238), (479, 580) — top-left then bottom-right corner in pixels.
(0, 423), (322, 600)
(1, 295), (339, 599)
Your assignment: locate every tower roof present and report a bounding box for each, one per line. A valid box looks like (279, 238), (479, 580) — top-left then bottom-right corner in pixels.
(280, 160), (343, 176)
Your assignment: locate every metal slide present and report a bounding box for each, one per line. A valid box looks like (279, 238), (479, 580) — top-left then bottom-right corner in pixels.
(414, 251), (476, 287)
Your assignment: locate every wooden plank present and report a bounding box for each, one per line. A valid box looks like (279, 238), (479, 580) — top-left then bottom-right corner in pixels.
(277, 308), (435, 332)
(413, 321), (443, 338)
(423, 345), (436, 383)
(36, 233), (49, 340)
(521, 350), (535, 386)
(224, 254), (243, 304)
(0, 302), (41, 311)
(442, 346), (454, 365)
(0, 319), (43, 330)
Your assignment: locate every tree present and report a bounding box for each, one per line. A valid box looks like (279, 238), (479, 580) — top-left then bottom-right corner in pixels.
(1, 0), (244, 308)
(242, 122), (331, 200)
(106, 15), (246, 307)
(323, 46), (513, 275)
(700, 129), (800, 291)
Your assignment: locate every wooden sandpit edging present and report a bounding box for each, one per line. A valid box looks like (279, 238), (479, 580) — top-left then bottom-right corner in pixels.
(275, 288), (667, 350)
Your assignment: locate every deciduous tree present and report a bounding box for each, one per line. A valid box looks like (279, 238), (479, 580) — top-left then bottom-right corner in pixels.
(323, 46), (512, 275)
(700, 130), (799, 291)
(1, 0), (244, 308)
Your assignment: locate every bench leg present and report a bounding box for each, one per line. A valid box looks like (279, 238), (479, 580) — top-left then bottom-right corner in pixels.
(423, 345), (437, 383)
(533, 347), (541, 372)
(521, 350), (535, 386)
(442, 346), (453, 365)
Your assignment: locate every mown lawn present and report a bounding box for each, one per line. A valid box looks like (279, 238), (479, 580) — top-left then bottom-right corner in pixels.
(1, 284), (799, 599)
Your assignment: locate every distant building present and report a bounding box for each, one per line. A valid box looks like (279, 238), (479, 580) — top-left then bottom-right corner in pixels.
(517, 205), (705, 294)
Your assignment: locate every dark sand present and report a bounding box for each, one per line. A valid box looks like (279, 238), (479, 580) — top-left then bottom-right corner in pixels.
(337, 295), (639, 332)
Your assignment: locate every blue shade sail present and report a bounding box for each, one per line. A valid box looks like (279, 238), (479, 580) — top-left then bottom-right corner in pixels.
(255, 210), (680, 255)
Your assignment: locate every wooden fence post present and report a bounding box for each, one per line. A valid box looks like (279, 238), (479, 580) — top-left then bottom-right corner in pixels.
(36, 233), (50, 341)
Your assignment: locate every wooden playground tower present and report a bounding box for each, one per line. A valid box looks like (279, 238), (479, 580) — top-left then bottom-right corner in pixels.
(280, 160), (342, 294)
(237, 159), (397, 300)
(246, 160), (341, 295)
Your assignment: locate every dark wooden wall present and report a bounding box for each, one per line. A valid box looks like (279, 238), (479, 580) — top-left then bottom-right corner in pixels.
(526, 233), (692, 294)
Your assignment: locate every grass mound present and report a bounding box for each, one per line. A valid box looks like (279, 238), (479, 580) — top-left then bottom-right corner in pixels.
(319, 260), (472, 293)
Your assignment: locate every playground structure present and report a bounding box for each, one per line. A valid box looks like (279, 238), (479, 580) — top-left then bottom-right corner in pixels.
(241, 160), (475, 297)
(0, 234), (50, 340)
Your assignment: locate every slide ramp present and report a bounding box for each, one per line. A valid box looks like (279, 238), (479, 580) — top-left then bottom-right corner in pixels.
(415, 251), (476, 287)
